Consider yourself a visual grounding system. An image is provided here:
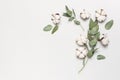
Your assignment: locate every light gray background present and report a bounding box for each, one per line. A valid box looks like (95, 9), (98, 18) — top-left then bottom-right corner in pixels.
(0, 0), (120, 80)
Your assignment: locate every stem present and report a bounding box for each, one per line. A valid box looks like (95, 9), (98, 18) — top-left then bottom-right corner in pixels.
(80, 24), (85, 31)
(78, 58), (89, 73)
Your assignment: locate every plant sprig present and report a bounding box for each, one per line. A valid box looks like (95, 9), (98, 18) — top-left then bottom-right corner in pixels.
(43, 5), (114, 74)
(63, 6), (84, 31)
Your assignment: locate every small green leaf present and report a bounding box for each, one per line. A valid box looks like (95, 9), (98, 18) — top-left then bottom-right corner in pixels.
(65, 5), (69, 11)
(66, 10), (72, 17)
(95, 32), (100, 40)
(87, 49), (94, 58)
(63, 6), (72, 17)
(89, 19), (98, 30)
(51, 25), (59, 34)
(72, 9), (76, 18)
(64, 6), (72, 17)
(87, 34), (93, 41)
(89, 38), (97, 47)
(105, 20), (114, 30)
(74, 20), (80, 25)
(90, 24), (99, 35)
(97, 55), (106, 60)
(68, 17), (75, 21)
(63, 13), (71, 17)
(43, 25), (53, 31)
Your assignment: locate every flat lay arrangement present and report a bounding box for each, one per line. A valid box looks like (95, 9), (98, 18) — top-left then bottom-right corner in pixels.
(43, 5), (114, 73)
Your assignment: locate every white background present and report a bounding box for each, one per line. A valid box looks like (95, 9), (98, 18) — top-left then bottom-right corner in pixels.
(0, 0), (120, 80)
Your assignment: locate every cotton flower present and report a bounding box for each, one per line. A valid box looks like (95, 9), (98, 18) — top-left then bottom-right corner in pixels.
(76, 35), (87, 46)
(95, 9), (107, 23)
(100, 34), (109, 46)
(80, 9), (90, 20)
(51, 13), (61, 25)
(76, 47), (88, 59)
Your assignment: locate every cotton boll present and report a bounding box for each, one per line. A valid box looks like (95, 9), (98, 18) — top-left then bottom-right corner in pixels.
(76, 49), (81, 57)
(101, 10), (107, 16)
(76, 40), (84, 46)
(78, 54), (85, 59)
(101, 37), (109, 46)
(51, 13), (61, 25)
(82, 48), (88, 56)
(100, 34), (109, 46)
(81, 35), (87, 44)
(95, 13), (100, 18)
(97, 16), (106, 22)
(80, 9), (90, 20)
(76, 35), (87, 46)
(95, 9), (107, 23)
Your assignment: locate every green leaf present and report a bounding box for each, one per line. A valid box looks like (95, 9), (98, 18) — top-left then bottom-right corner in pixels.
(87, 49), (94, 58)
(95, 32), (100, 40)
(97, 55), (106, 60)
(89, 19), (98, 30)
(51, 25), (59, 34)
(63, 6), (72, 17)
(65, 5), (69, 11)
(72, 9), (76, 18)
(63, 13), (70, 17)
(43, 25), (53, 31)
(105, 20), (114, 30)
(74, 20), (80, 25)
(64, 5), (72, 17)
(89, 38), (97, 47)
(87, 34), (93, 41)
(68, 17), (75, 21)
(90, 24), (99, 35)
(66, 10), (72, 17)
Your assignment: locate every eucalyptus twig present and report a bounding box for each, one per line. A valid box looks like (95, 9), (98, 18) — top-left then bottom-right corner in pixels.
(43, 6), (114, 75)
(80, 24), (85, 31)
(78, 58), (89, 73)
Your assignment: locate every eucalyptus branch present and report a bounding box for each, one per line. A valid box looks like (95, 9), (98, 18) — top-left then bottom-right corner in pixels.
(43, 6), (114, 74)
(79, 58), (89, 73)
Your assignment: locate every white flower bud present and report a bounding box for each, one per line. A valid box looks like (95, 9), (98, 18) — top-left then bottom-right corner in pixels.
(82, 48), (88, 56)
(76, 40), (84, 46)
(51, 13), (61, 25)
(76, 35), (87, 46)
(76, 49), (81, 56)
(101, 37), (109, 46)
(100, 34), (109, 46)
(95, 9), (107, 23)
(78, 54), (85, 59)
(80, 9), (90, 20)
(75, 47), (88, 59)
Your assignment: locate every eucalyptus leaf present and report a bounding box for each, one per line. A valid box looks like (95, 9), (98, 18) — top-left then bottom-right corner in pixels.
(63, 13), (71, 17)
(89, 19), (98, 30)
(87, 34), (93, 41)
(65, 5), (69, 11)
(51, 25), (59, 34)
(68, 17), (75, 21)
(97, 55), (106, 60)
(72, 9), (76, 18)
(74, 20), (80, 25)
(89, 38), (97, 47)
(43, 25), (53, 31)
(87, 49), (94, 58)
(90, 24), (99, 35)
(64, 6), (72, 17)
(95, 32), (100, 40)
(105, 20), (114, 30)
(66, 10), (72, 17)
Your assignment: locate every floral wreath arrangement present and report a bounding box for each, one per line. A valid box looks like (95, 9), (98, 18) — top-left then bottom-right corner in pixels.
(43, 6), (114, 73)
